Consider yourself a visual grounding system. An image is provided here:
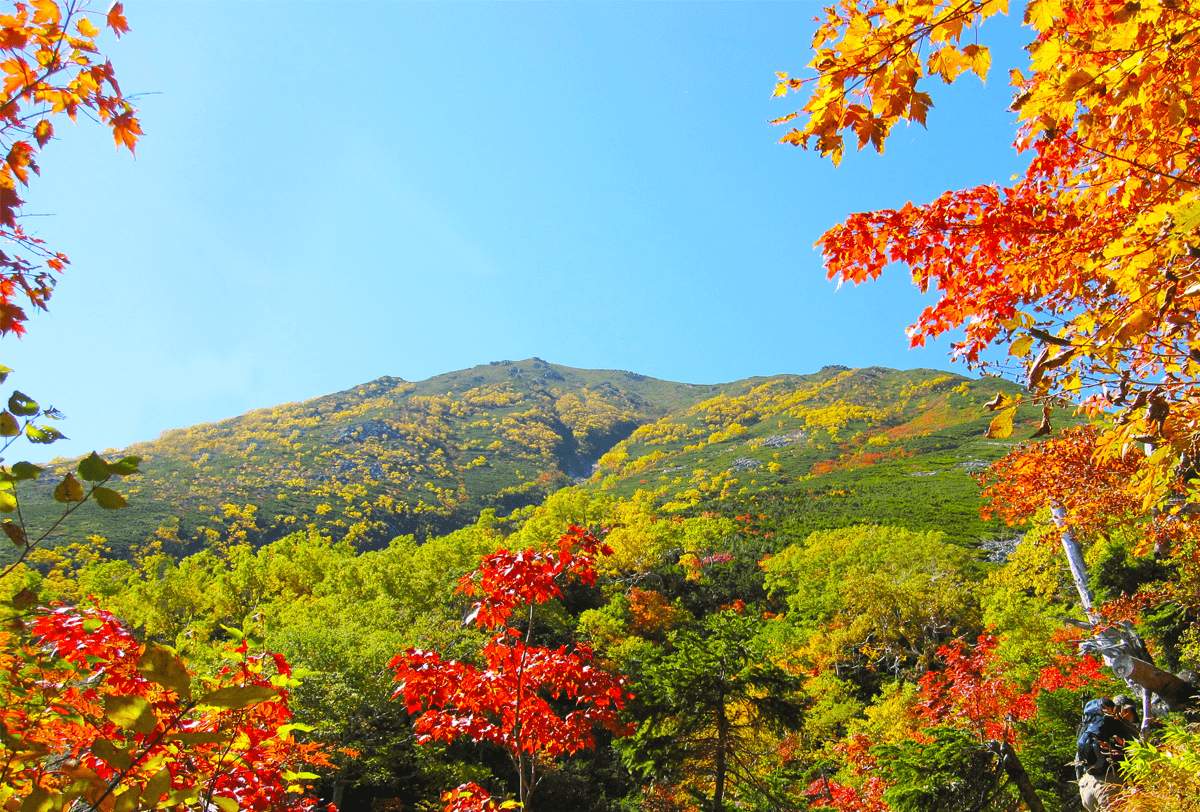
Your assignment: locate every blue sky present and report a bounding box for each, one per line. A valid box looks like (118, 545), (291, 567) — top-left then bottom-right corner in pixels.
(5, 1), (1032, 460)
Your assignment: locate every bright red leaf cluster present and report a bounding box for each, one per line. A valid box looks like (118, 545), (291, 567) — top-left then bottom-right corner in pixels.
(918, 634), (1038, 743)
(918, 633), (1103, 744)
(1, 603), (334, 812)
(457, 524), (611, 628)
(391, 526), (630, 811)
(803, 735), (889, 812)
(439, 782), (517, 812)
(396, 638), (628, 759)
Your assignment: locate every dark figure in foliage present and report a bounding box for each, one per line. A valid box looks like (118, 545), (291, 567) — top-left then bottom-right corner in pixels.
(1075, 695), (1139, 812)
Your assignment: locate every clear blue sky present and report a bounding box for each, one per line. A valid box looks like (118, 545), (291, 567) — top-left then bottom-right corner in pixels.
(5, 1), (1031, 460)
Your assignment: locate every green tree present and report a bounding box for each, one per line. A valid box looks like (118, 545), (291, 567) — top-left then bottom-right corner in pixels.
(621, 609), (806, 812)
(763, 525), (979, 680)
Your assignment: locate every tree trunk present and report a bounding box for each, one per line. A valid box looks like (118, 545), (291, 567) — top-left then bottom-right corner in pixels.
(990, 740), (1045, 812)
(1051, 505), (1096, 618)
(713, 699), (728, 812)
(1050, 506), (1197, 711)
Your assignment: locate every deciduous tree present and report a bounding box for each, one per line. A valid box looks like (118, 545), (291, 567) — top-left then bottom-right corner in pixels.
(0, 602), (333, 812)
(0, 6), (339, 811)
(0, 0), (139, 337)
(774, 0), (1200, 506)
(390, 526), (631, 811)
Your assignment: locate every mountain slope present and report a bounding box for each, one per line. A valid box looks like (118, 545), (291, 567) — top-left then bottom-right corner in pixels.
(580, 365), (1055, 545)
(14, 361), (1056, 559)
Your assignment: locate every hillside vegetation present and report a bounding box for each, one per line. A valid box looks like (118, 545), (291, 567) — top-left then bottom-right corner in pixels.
(5, 361), (1196, 812)
(11, 362), (1053, 563)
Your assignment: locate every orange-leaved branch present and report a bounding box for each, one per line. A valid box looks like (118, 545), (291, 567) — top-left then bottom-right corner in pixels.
(0, 0), (140, 336)
(776, 0), (1200, 508)
(0, 603), (335, 812)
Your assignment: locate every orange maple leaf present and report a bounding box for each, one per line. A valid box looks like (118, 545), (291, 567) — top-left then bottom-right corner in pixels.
(110, 111), (140, 153)
(106, 2), (128, 36)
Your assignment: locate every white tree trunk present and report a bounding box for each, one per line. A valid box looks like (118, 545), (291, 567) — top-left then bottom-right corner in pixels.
(1049, 504), (1195, 713)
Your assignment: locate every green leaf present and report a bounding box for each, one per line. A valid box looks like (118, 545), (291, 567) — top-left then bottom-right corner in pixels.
(92, 487), (129, 510)
(7, 391), (37, 417)
(0, 728), (39, 753)
(197, 684), (280, 710)
(3, 521), (26, 546)
(19, 786), (55, 812)
(211, 797), (238, 812)
(11, 461), (42, 481)
(166, 788), (200, 806)
(53, 473), (84, 504)
(103, 694), (157, 735)
(91, 738), (131, 771)
(108, 455), (141, 475)
(137, 645), (192, 698)
(0, 490), (16, 513)
(113, 787), (140, 812)
(25, 424), (64, 444)
(0, 411), (18, 436)
(12, 587), (36, 610)
(77, 452), (109, 482)
(143, 767), (172, 806)
(0, 365), (10, 385)
(82, 618), (103, 633)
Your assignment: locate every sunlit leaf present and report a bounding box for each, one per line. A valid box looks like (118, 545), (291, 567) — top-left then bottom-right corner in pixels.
(107, 455), (141, 475)
(53, 473), (83, 504)
(985, 405), (1018, 439)
(137, 645), (191, 698)
(197, 684), (280, 710)
(92, 486), (128, 510)
(103, 694), (157, 735)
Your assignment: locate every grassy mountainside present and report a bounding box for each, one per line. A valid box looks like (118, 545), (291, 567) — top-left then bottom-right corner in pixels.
(580, 365), (1062, 545)
(16, 359), (724, 557)
(13, 361), (1059, 559)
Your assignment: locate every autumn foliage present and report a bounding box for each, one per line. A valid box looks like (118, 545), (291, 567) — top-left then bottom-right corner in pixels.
(391, 526), (631, 811)
(0, 7), (340, 812)
(775, 0), (1200, 506)
(917, 633), (1103, 743)
(0, 0), (139, 336)
(981, 424), (1200, 564)
(0, 602), (332, 812)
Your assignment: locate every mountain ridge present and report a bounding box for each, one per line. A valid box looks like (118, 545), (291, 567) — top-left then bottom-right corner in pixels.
(10, 359), (1054, 561)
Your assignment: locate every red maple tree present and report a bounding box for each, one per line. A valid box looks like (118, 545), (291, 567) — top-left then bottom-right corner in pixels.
(391, 526), (632, 811)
